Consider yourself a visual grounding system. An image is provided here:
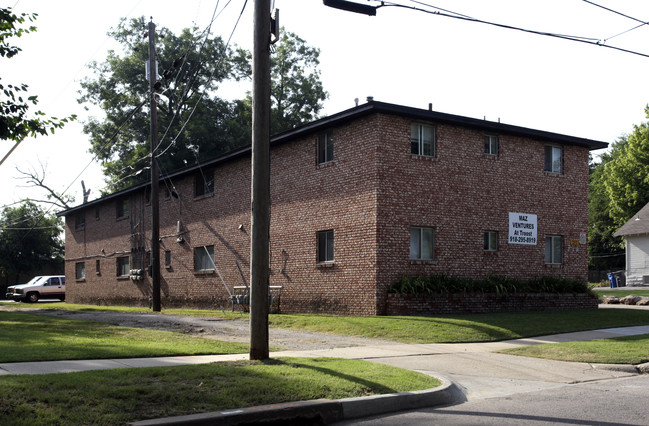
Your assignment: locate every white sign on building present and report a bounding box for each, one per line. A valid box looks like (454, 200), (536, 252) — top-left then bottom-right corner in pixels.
(508, 212), (537, 245)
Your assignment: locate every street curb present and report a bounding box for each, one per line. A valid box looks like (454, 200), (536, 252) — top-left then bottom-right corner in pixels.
(129, 376), (463, 425)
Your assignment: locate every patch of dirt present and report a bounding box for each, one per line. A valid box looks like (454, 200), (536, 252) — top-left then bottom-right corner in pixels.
(0, 305), (395, 351)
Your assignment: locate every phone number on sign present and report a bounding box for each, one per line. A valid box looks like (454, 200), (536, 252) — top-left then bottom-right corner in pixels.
(509, 236), (536, 244)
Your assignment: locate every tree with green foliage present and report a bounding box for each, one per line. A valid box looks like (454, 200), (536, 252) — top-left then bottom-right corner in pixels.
(0, 201), (63, 290)
(588, 139), (627, 270)
(0, 7), (75, 142)
(79, 20), (327, 192)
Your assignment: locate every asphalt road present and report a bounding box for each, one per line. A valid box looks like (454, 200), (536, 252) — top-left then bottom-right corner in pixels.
(336, 374), (649, 425)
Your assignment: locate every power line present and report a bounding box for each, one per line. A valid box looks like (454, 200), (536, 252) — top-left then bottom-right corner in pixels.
(384, 0), (649, 59)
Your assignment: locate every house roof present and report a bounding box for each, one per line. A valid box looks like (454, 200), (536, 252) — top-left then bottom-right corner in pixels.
(57, 100), (609, 218)
(614, 202), (649, 237)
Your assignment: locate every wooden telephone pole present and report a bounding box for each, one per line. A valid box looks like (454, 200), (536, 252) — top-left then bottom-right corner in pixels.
(249, 0), (272, 360)
(148, 20), (162, 313)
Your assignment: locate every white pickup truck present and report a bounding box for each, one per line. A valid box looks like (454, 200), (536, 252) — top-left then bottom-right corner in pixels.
(5, 275), (66, 303)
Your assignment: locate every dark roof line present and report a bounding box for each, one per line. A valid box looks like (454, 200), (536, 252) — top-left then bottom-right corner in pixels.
(57, 100), (609, 217)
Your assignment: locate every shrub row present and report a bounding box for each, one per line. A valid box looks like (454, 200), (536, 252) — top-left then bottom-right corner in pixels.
(388, 274), (590, 296)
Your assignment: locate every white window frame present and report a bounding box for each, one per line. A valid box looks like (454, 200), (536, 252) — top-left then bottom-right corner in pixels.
(484, 230), (498, 251)
(410, 226), (434, 260)
(317, 131), (334, 164)
(317, 229), (334, 263)
(194, 245), (215, 271)
(410, 123), (435, 157)
(545, 235), (563, 264)
(544, 145), (563, 173)
(484, 135), (499, 156)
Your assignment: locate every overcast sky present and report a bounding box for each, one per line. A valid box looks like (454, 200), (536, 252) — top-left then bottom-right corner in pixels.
(3, 0), (649, 212)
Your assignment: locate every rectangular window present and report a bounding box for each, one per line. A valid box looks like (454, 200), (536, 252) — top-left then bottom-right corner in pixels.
(116, 256), (130, 277)
(410, 123), (435, 157)
(195, 171), (214, 197)
(75, 262), (85, 280)
(484, 135), (499, 155)
(545, 235), (563, 264)
(410, 226), (434, 260)
(194, 245), (215, 271)
(116, 199), (129, 219)
(96, 259), (101, 275)
(544, 145), (563, 173)
(145, 186), (151, 204)
(95, 207), (100, 220)
(74, 214), (85, 230)
(484, 230), (498, 251)
(317, 131), (334, 164)
(317, 229), (334, 263)
(165, 250), (172, 268)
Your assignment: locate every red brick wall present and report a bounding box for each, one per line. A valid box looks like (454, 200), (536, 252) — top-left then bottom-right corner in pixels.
(63, 111), (590, 316)
(385, 293), (599, 315)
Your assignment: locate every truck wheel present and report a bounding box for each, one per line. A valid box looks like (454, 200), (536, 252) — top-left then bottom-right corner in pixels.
(26, 292), (39, 303)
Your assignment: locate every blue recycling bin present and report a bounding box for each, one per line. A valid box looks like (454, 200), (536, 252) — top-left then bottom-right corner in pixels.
(607, 273), (618, 288)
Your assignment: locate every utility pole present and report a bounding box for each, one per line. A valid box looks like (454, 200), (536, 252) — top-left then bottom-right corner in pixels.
(250, 0), (272, 360)
(148, 20), (162, 313)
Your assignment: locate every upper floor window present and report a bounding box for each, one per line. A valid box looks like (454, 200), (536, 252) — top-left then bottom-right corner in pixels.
(116, 199), (129, 219)
(411, 123), (435, 157)
(195, 170), (214, 197)
(410, 226), (434, 260)
(317, 229), (334, 263)
(545, 235), (563, 264)
(317, 131), (334, 164)
(544, 145), (563, 173)
(484, 230), (498, 251)
(194, 245), (215, 271)
(484, 135), (499, 156)
(74, 213), (85, 231)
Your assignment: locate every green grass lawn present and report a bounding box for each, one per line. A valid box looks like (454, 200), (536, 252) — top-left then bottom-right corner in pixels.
(592, 288), (649, 298)
(501, 333), (649, 364)
(0, 357), (441, 425)
(0, 311), (248, 362)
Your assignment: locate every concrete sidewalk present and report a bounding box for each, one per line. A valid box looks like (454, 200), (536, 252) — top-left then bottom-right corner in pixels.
(2, 324), (648, 376)
(2, 324), (648, 425)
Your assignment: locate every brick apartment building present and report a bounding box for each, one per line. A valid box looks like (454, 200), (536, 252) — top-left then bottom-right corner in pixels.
(57, 101), (607, 315)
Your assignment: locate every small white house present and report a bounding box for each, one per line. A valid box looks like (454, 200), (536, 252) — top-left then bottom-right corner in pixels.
(614, 202), (649, 286)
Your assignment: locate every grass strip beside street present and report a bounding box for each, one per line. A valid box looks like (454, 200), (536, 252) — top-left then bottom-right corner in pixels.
(500, 333), (649, 364)
(592, 289), (649, 298)
(268, 309), (649, 343)
(0, 357), (441, 426)
(0, 311), (248, 363)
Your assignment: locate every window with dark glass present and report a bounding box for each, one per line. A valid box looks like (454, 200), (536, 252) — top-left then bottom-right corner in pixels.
(484, 230), (498, 251)
(545, 235), (563, 264)
(544, 145), (563, 173)
(195, 171), (214, 197)
(484, 135), (499, 155)
(410, 123), (435, 157)
(317, 229), (334, 263)
(410, 226), (434, 260)
(317, 131), (334, 164)
(75, 213), (85, 230)
(117, 256), (130, 276)
(116, 199), (129, 219)
(194, 245), (215, 271)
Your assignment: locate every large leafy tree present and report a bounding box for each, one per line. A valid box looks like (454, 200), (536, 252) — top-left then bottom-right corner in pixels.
(589, 106), (649, 271)
(0, 7), (75, 142)
(80, 21), (327, 192)
(0, 201), (63, 289)
(79, 18), (248, 191)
